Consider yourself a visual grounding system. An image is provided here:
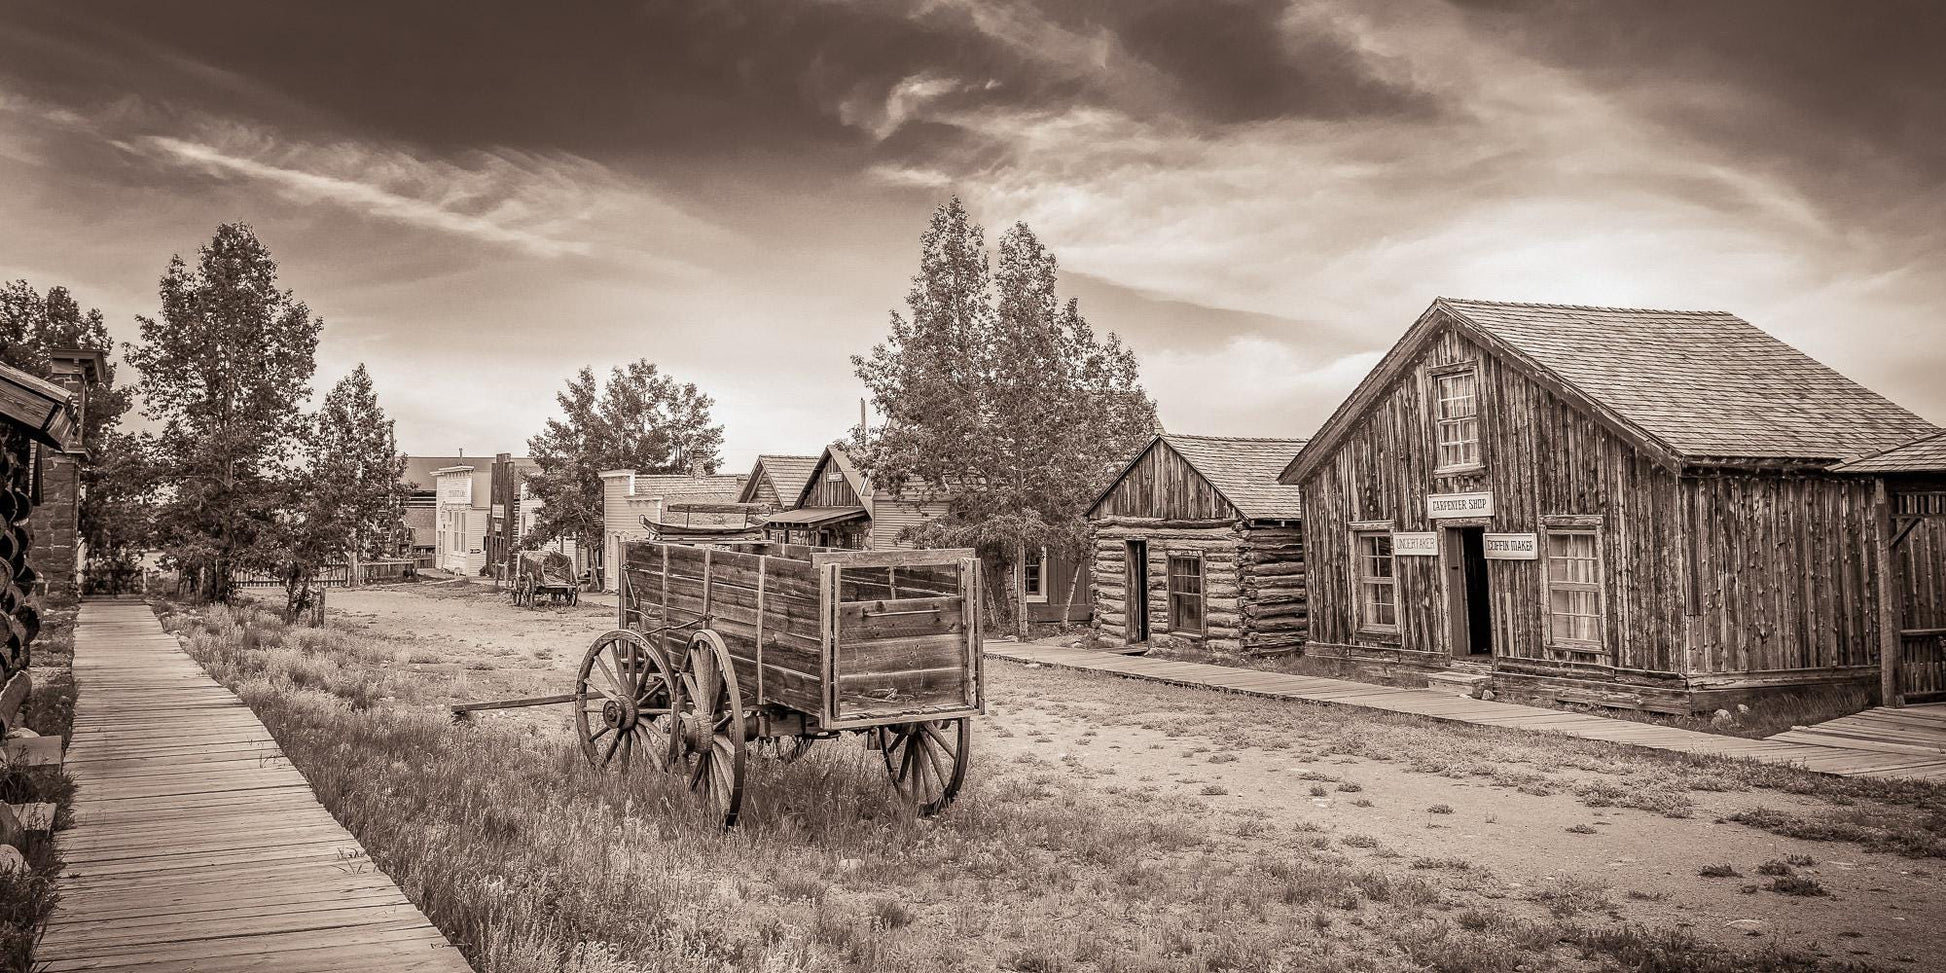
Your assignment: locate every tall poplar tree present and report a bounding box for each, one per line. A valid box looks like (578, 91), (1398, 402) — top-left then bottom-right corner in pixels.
(128, 224), (322, 601)
(852, 199), (1157, 635)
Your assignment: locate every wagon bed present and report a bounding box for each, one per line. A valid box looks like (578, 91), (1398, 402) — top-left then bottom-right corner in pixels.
(616, 540), (984, 731)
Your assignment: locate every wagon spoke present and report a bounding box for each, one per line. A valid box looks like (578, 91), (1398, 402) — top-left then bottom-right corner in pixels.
(603, 729), (624, 765)
(619, 727), (634, 772)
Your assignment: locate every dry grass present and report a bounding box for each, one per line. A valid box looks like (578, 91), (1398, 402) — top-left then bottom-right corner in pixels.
(148, 599), (1888, 973)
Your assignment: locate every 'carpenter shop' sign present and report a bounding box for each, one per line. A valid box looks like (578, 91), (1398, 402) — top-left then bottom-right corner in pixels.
(1391, 531), (1439, 556)
(1483, 533), (1539, 560)
(1426, 491), (1494, 519)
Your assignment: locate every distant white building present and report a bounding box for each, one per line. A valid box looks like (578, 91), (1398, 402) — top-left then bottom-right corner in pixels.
(597, 469), (747, 591)
(434, 465), (488, 575)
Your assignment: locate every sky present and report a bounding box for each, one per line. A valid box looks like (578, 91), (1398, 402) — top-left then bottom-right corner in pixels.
(2, 0), (1943, 469)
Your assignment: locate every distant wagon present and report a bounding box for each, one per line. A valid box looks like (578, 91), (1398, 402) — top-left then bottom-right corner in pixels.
(509, 550), (579, 608)
(573, 540), (984, 826)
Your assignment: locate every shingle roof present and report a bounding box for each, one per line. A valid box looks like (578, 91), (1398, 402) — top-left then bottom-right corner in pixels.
(1162, 435), (1308, 520)
(1830, 431), (1946, 473)
(1439, 299), (1940, 463)
(628, 473), (747, 501)
(754, 454), (819, 504)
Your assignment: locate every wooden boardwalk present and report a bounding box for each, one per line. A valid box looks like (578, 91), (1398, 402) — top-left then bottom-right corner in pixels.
(989, 642), (1946, 782)
(39, 601), (473, 972)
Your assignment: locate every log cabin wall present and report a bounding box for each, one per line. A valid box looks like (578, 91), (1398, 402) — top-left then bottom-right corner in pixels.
(1679, 471), (1883, 685)
(1091, 518), (1245, 652)
(1297, 325), (1691, 685)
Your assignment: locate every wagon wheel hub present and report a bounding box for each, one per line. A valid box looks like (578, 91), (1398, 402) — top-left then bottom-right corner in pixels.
(602, 697), (638, 731)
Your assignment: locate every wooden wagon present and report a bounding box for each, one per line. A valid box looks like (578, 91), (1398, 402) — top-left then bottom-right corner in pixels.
(510, 550), (579, 608)
(573, 539), (984, 826)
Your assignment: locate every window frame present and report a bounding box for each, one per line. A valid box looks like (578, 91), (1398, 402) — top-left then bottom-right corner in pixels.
(1166, 553), (1205, 635)
(1542, 526), (1605, 653)
(1429, 362), (1484, 474)
(1353, 530), (1399, 634)
(1023, 547), (1049, 604)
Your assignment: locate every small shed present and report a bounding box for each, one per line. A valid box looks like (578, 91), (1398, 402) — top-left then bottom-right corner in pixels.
(1088, 435), (1308, 654)
(1832, 432), (1946, 704)
(1280, 298), (1941, 712)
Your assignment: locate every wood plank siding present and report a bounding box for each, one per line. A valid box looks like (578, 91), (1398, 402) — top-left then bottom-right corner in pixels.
(1290, 302), (1927, 712)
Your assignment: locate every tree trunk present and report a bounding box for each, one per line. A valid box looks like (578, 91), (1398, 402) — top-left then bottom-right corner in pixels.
(1059, 559), (1081, 628)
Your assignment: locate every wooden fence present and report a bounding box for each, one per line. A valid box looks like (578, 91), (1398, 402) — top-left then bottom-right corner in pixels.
(235, 559), (419, 590)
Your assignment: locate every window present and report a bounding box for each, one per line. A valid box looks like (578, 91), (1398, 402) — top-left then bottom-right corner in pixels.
(1167, 555), (1204, 634)
(1356, 532), (1397, 632)
(1023, 548), (1048, 603)
(1545, 530), (1602, 646)
(1433, 367), (1482, 471)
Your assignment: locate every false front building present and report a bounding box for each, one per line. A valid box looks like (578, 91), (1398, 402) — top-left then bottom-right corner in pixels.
(1280, 299), (1942, 713)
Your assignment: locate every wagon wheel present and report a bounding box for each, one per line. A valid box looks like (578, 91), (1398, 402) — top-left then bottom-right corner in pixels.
(881, 719), (970, 816)
(756, 735), (820, 764)
(671, 630), (746, 827)
(574, 630), (674, 773)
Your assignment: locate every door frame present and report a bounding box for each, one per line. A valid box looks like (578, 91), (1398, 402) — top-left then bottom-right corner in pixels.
(1126, 538), (1150, 644)
(1441, 522), (1493, 658)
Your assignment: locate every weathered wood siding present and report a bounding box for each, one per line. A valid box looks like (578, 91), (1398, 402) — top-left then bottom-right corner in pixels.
(1094, 441), (1242, 522)
(1298, 325), (1687, 676)
(1889, 480), (1946, 699)
(1681, 472), (1883, 681)
(870, 493), (951, 550)
(804, 463), (861, 508)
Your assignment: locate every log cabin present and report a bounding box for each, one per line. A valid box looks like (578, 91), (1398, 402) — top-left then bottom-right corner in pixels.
(1089, 435), (1308, 654)
(765, 444), (1091, 625)
(1279, 298), (1942, 713)
(1831, 432), (1946, 704)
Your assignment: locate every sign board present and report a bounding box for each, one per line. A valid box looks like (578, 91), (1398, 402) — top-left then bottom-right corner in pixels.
(1391, 531), (1439, 556)
(1427, 491), (1494, 519)
(490, 503), (506, 519)
(438, 475), (472, 506)
(1483, 533), (1538, 560)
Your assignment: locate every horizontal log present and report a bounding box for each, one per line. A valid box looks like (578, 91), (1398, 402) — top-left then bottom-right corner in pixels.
(1247, 561), (1306, 578)
(1093, 516), (1239, 530)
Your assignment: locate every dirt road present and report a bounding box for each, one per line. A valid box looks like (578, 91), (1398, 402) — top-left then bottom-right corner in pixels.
(328, 582), (1942, 968)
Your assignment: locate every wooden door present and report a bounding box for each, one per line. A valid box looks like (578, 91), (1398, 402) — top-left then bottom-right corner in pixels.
(1126, 539), (1149, 643)
(1443, 527), (1493, 657)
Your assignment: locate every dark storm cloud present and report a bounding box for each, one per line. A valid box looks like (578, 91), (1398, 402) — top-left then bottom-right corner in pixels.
(1448, 0), (1946, 216)
(0, 0), (1436, 172)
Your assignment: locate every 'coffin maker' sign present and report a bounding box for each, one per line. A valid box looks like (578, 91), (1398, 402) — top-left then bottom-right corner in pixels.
(1426, 492), (1494, 519)
(1483, 533), (1539, 559)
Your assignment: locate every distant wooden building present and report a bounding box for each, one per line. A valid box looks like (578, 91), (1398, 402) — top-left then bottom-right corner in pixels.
(26, 348), (105, 595)
(735, 454), (819, 510)
(1832, 433), (1946, 704)
(433, 465), (489, 575)
(598, 469), (748, 591)
(1281, 299), (1942, 712)
(1089, 435), (1308, 654)
(765, 444), (1090, 625)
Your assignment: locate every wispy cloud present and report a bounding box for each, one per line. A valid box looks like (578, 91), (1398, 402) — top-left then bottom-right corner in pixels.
(128, 135), (600, 258)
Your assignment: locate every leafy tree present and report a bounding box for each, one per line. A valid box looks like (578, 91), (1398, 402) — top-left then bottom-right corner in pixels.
(127, 224), (322, 601)
(308, 365), (407, 576)
(0, 281), (142, 584)
(851, 199), (1157, 635)
(525, 360), (725, 572)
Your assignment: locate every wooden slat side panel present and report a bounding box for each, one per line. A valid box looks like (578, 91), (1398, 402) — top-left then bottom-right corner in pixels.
(1093, 440), (1243, 522)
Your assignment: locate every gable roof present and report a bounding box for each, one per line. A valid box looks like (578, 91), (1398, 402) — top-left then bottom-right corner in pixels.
(1284, 299), (1940, 482)
(1830, 431), (1946, 474)
(793, 444), (872, 513)
(1092, 434), (1307, 521)
(740, 454), (819, 505)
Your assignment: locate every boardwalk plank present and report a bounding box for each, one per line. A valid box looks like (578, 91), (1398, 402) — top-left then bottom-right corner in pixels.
(40, 601), (473, 973)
